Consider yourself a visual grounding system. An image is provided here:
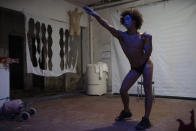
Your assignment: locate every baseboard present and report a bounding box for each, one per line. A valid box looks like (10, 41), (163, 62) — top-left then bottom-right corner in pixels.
(113, 93), (196, 100)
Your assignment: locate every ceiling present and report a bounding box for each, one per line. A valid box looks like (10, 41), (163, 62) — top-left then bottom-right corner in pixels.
(64, 0), (121, 6)
(64, 0), (138, 9)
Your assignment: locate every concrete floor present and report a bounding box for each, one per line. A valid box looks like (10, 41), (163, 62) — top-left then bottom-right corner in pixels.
(0, 93), (196, 131)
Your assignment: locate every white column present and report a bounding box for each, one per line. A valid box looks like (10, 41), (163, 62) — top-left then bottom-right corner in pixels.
(0, 64), (10, 107)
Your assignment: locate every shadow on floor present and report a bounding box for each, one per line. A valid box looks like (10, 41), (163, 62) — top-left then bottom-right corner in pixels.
(87, 120), (145, 131)
(176, 109), (196, 131)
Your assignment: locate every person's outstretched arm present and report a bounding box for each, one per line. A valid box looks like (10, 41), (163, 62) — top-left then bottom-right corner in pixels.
(83, 6), (123, 40)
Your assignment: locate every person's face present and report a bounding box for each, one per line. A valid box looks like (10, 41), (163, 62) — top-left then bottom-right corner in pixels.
(123, 14), (133, 29)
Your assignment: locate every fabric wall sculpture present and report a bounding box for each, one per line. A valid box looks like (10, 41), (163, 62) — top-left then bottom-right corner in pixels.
(25, 12), (78, 76)
(68, 8), (83, 36)
(27, 18), (37, 67)
(47, 25), (53, 70)
(59, 28), (65, 70)
(65, 30), (69, 69)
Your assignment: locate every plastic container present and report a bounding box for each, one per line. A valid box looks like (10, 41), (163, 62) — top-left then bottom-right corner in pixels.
(87, 64), (107, 95)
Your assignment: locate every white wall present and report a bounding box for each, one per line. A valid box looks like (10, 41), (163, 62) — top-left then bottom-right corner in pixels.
(0, 0), (88, 27)
(91, 11), (112, 88)
(0, 65), (10, 106)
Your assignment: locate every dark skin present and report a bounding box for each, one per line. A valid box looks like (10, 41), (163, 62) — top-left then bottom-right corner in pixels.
(83, 6), (153, 119)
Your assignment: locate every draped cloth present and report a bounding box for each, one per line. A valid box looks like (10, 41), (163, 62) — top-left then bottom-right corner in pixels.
(25, 12), (78, 76)
(111, 0), (196, 98)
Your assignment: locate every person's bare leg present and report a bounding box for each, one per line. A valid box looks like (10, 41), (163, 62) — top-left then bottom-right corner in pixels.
(120, 70), (141, 112)
(135, 60), (153, 130)
(143, 60), (153, 118)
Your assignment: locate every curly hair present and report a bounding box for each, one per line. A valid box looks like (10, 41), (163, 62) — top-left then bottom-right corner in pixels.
(120, 8), (143, 30)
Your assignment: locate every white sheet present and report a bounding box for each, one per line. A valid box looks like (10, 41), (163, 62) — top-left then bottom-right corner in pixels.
(25, 12), (78, 77)
(111, 0), (196, 98)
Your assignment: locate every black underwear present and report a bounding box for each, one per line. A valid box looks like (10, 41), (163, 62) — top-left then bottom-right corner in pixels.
(132, 60), (148, 74)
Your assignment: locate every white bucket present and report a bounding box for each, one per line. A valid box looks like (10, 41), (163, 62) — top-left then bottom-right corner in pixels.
(87, 84), (107, 96)
(87, 64), (106, 84)
(87, 64), (107, 95)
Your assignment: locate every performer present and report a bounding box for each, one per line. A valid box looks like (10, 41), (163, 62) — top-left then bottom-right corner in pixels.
(83, 6), (153, 130)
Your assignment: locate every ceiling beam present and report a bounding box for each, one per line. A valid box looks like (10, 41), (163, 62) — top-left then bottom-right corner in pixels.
(90, 0), (138, 10)
(91, 0), (166, 10)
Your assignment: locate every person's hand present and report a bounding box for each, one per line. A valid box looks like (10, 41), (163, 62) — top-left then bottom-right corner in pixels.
(141, 32), (152, 43)
(83, 6), (96, 15)
(141, 32), (152, 39)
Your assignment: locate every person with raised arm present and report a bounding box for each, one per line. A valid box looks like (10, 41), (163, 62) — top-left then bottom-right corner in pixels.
(83, 6), (153, 130)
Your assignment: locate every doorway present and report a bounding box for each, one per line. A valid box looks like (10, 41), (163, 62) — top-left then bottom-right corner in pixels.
(9, 35), (24, 91)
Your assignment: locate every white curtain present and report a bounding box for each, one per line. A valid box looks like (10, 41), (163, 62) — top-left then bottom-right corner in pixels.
(111, 0), (196, 98)
(25, 12), (78, 77)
